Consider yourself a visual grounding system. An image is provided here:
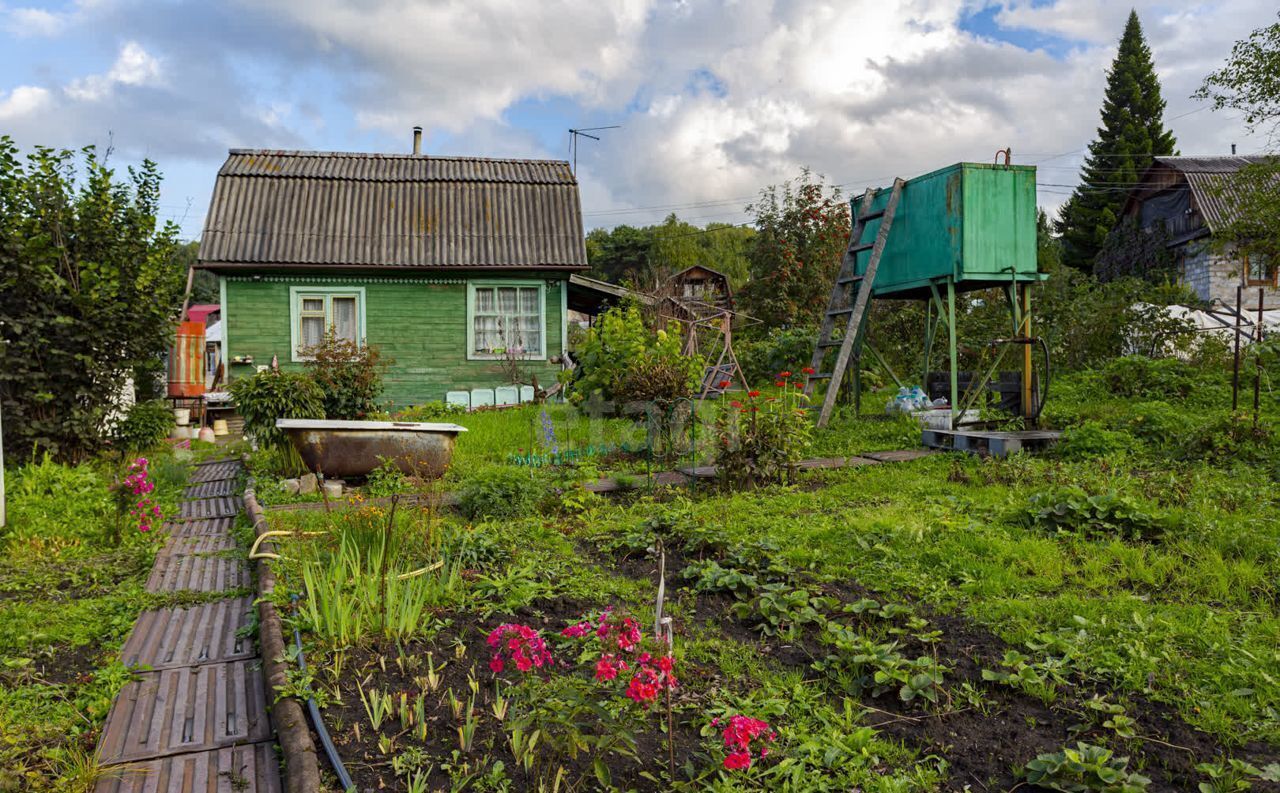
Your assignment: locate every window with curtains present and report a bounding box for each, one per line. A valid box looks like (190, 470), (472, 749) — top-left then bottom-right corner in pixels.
(467, 282), (545, 359)
(289, 288), (364, 360)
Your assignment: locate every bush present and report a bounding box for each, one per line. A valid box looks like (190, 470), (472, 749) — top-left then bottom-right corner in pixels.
(714, 378), (812, 487)
(303, 328), (391, 419)
(1183, 412), (1276, 466)
(1025, 486), (1173, 542)
(1101, 355), (1196, 399)
(456, 466), (541, 521)
(395, 401), (466, 422)
(115, 400), (175, 452)
(736, 328), (816, 385)
(0, 454), (111, 550)
(229, 370), (325, 448)
(365, 458), (411, 497)
(567, 302), (701, 407)
(1055, 422), (1137, 460)
(1121, 401), (1190, 445)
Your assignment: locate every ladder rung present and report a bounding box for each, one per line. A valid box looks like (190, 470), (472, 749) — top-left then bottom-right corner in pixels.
(808, 372), (834, 380)
(859, 209), (885, 221)
(848, 243), (873, 254)
(837, 275), (864, 285)
(817, 340), (844, 348)
(827, 307), (855, 316)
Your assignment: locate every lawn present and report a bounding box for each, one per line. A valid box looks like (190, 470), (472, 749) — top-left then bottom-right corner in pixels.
(259, 355), (1280, 791)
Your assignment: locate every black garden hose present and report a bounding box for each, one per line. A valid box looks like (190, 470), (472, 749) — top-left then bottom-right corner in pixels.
(290, 594), (355, 792)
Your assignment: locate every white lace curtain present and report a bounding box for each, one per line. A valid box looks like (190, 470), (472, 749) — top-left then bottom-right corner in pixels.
(473, 286), (541, 355)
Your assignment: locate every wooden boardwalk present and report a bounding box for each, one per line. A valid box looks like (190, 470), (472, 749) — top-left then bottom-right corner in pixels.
(96, 459), (282, 793)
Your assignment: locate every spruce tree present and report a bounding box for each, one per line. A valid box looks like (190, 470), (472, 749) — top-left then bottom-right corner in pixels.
(1055, 9), (1177, 272)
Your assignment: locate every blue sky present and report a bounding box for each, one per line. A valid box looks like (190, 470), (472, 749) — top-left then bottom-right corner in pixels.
(0, 0), (1272, 240)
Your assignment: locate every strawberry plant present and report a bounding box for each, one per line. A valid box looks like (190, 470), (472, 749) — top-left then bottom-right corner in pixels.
(1021, 742), (1151, 792)
(731, 583), (835, 639)
(1025, 487), (1174, 542)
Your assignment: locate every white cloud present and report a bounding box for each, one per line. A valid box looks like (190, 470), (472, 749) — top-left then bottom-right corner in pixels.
(0, 85), (51, 120)
(255, 0), (653, 133)
(66, 40), (162, 100)
(4, 6), (69, 36)
(0, 0), (1273, 236)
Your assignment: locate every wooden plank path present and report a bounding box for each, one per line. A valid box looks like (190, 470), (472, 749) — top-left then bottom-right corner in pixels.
(96, 459), (282, 793)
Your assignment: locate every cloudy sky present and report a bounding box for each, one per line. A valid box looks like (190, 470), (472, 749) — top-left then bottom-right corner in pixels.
(0, 0), (1273, 241)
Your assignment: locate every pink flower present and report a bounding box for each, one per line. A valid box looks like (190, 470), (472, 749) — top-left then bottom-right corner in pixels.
(486, 624), (552, 676)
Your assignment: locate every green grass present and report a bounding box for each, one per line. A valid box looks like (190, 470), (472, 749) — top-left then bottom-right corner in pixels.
(256, 360), (1280, 790)
(0, 448), (190, 790)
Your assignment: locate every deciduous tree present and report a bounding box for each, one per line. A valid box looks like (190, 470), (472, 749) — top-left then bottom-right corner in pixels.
(0, 138), (184, 461)
(739, 169), (849, 330)
(1195, 14), (1280, 270)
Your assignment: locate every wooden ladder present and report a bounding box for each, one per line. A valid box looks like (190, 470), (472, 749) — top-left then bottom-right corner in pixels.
(804, 177), (905, 428)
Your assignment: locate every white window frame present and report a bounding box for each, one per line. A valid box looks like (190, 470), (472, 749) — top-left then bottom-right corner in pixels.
(466, 280), (547, 361)
(288, 286), (367, 362)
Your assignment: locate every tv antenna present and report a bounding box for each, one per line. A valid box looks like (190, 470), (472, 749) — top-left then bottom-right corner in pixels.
(568, 125), (620, 175)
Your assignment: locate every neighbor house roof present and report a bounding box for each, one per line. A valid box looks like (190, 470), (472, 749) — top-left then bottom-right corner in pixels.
(197, 149), (588, 271)
(1126, 155), (1276, 234)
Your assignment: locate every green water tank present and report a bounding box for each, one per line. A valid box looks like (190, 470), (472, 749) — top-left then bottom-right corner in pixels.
(853, 163), (1040, 299)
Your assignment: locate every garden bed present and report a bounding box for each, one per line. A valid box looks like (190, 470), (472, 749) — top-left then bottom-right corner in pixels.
(252, 360), (1280, 792)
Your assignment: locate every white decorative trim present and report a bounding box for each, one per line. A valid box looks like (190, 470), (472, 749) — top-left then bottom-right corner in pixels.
(218, 275), (229, 368)
(227, 275), (465, 285)
(559, 279), (568, 358)
(288, 286), (367, 362)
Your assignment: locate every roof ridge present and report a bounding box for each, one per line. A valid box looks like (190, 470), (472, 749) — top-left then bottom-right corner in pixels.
(225, 148), (571, 167)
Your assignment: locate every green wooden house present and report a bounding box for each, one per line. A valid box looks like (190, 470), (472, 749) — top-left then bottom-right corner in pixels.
(196, 148), (590, 408)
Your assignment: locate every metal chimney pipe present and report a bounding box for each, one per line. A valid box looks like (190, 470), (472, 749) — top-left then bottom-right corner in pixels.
(1231, 143), (1237, 155)
(412, 126), (422, 155)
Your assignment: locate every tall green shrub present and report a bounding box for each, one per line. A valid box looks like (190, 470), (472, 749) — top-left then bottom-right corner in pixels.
(115, 400), (176, 452)
(303, 327), (391, 419)
(0, 137), (185, 461)
(567, 302), (701, 407)
(229, 369), (324, 448)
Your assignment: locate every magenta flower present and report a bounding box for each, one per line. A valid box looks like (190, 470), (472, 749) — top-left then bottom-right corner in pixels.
(486, 624), (552, 676)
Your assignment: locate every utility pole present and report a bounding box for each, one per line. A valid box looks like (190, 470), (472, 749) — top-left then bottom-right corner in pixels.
(568, 126), (620, 176)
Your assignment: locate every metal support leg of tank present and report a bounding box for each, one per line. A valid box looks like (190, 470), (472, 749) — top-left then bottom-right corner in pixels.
(946, 279), (958, 431)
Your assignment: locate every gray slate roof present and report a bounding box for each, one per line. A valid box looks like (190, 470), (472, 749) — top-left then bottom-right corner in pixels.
(199, 150), (587, 270)
(1152, 156), (1276, 233)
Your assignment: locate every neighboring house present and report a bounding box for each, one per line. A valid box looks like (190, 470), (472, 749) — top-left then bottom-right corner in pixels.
(196, 147), (595, 408)
(1122, 156), (1278, 309)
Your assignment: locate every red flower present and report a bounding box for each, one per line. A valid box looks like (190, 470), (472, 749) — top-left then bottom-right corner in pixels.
(774, 380), (784, 388)
(748, 390), (760, 398)
(718, 380), (731, 388)
(723, 751), (752, 770)
(802, 367), (815, 375)
(730, 400), (743, 408)
(779, 371), (792, 378)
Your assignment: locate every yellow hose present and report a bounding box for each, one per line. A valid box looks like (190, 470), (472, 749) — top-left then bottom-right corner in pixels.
(248, 530), (324, 560)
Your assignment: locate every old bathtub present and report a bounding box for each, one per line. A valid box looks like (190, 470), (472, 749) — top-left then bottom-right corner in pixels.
(276, 419), (467, 479)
